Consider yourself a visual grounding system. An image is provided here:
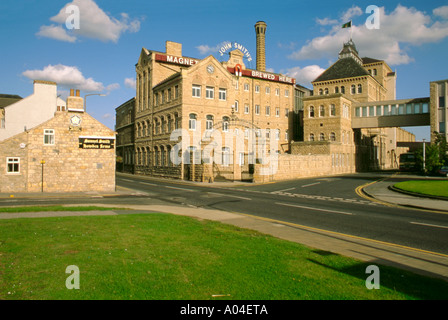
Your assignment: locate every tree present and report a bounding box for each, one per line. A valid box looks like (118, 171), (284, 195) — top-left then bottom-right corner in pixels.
(414, 132), (448, 174)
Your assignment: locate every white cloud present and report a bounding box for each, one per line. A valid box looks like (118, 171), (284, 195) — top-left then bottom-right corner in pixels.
(37, 0), (141, 43)
(124, 77), (136, 89)
(289, 5), (448, 66)
(196, 41), (231, 55)
(22, 64), (105, 92)
(316, 18), (338, 26)
(341, 6), (363, 23)
(106, 83), (120, 92)
(434, 6), (448, 19)
(285, 65), (326, 87)
(36, 24), (77, 43)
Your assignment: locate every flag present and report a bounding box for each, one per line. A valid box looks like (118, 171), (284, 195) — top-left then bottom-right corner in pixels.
(342, 21), (352, 29)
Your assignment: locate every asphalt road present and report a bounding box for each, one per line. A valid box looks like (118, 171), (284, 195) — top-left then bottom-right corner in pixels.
(1, 172), (448, 256)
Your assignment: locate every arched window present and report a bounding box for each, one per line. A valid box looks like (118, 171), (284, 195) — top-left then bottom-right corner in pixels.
(189, 113), (197, 130)
(334, 86), (339, 94)
(222, 116), (230, 132)
(319, 105), (325, 117)
(341, 86), (345, 94)
(309, 133), (315, 141)
(330, 132), (336, 141)
(324, 88), (329, 95)
(319, 133), (325, 141)
(206, 115), (214, 130)
(351, 84), (356, 94)
(330, 104), (336, 116)
(222, 147), (230, 166)
(309, 106), (315, 118)
(319, 88), (323, 95)
(358, 84), (363, 94)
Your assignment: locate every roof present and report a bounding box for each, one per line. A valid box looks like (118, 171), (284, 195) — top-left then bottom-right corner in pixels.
(313, 57), (370, 83)
(0, 94), (22, 108)
(362, 57), (383, 65)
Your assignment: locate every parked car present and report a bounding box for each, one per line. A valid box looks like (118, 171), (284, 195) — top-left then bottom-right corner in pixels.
(437, 166), (448, 177)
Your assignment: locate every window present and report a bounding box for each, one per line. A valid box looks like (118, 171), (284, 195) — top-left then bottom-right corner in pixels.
(285, 108), (289, 117)
(319, 133), (325, 141)
(219, 88), (227, 101)
(44, 129), (55, 145)
(275, 88), (280, 96)
(319, 89), (323, 95)
(330, 104), (336, 116)
(285, 89), (289, 97)
(222, 147), (230, 166)
(244, 104), (249, 114)
(244, 83), (249, 91)
(285, 130), (289, 141)
(161, 90), (165, 104)
(222, 116), (229, 132)
(206, 86), (214, 99)
(351, 85), (356, 94)
(319, 105), (325, 117)
(265, 106), (270, 116)
(189, 114), (197, 130)
(192, 85), (201, 98)
(334, 86), (339, 94)
(275, 107), (280, 117)
(6, 157), (20, 174)
(373, 69), (377, 76)
(330, 132), (336, 141)
(174, 85), (179, 99)
(255, 105), (260, 115)
(167, 88), (172, 101)
(275, 129), (280, 140)
(206, 115), (214, 130)
(255, 85), (260, 93)
(309, 106), (315, 118)
(309, 133), (315, 141)
(341, 86), (345, 94)
(265, 87), (270, 94)
(358, 84), (362, 94)
(234, 101), (239, 113)
(324, 88), (329, 95)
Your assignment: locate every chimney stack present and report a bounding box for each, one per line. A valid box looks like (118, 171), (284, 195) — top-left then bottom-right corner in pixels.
(66, 88), (84, 112)
(255, 21), (267, 72)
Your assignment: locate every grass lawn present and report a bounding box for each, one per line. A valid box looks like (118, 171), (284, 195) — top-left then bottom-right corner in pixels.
(0, 205), (126, 213)
(394, 180), (448, 198)
(1, 213), (448, 300)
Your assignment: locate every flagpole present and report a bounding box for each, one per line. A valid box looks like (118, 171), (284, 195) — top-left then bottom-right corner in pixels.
(350, 20), (353, 41)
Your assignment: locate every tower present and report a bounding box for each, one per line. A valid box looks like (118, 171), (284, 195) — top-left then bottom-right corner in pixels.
(255, 21), (267, 72)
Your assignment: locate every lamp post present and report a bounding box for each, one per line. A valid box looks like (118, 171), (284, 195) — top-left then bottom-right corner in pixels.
(84, 93), (106, 112)
(422, 139), (426, 173)
(40, 160), (45, 193)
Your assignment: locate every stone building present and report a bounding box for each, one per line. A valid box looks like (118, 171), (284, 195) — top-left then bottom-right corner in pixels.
(302, 39), (415, 171)
(430, 79), (448, 142)
(0, 84), (116, 193)
(131, 21), (296, 181)
(115, 97), (135, 173)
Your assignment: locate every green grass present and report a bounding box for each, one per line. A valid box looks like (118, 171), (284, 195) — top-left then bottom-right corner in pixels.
(1, 213), (448, 300)
(394, 180), (448, 198)
(0, 206), (126, 213)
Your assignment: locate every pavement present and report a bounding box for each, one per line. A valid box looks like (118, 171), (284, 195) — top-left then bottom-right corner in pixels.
(1, 175), (448, 283)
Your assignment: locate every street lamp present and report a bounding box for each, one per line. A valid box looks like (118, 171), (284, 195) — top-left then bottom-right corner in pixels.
(84, 93), (106, 111)
(422, 138), (426, 173)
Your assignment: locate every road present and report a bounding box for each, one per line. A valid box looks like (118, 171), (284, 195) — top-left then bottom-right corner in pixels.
(1, 172), (448, 256)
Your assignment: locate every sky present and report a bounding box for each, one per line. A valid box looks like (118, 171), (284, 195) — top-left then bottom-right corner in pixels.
(1, 0), (448, 141)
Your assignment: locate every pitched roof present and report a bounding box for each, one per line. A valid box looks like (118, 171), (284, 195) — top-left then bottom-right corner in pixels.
(0, 94), (22, 108)
(361, 57), (383, 65)
(313, 58), (370, 83)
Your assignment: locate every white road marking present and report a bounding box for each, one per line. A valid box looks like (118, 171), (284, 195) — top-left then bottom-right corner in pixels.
(207, 192), (252, 201)
(301, 182), (321, 188)
(276, 202), (354, 215)
(139, 182), (157, 186)
(410, 222), (448, 230)
(120, 179), (136, 182)
(274, 187), (296, 193)
(165, 186), (196, 192)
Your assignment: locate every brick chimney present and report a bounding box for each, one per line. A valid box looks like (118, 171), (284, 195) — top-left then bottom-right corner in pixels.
(66, 88), (84, 112)
(255, 21), (267, 72)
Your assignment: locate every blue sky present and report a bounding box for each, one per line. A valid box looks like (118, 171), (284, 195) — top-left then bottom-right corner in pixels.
(1, 0), (448, 140)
